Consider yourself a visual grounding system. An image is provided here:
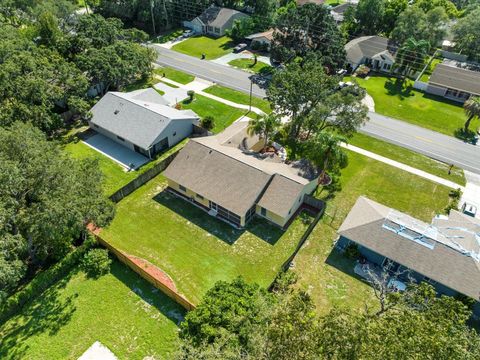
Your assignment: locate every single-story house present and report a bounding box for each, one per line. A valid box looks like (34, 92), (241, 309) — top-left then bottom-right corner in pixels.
(89, 88), (199, 159)
(345, 36), (396, 72)
(426, 63), (480, 103)
(163, 121), (318, 228)
(245, 29), (274, 49)
(183, 6), (250, 37)
(331, 3), (356, 24)
(337, 196), (480, 315)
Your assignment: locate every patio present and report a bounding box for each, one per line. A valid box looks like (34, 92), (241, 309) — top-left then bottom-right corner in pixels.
(83, 133), (149, 170)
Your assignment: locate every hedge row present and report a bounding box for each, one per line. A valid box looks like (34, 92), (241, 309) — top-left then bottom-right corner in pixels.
(0, 236), (96, 324)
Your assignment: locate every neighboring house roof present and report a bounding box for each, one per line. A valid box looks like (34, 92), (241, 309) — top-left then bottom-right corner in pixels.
(339, 196), (480, 300)
(429, 63), (480, 96)
(246, 29), (274, 42)
(90, 89), (199, 149)
(297, 0), (325, 5)
(331, 3), (355, 22)
(345, 36), (396, 67)
(164, 121), (317, 217)
(196, 6), (249, 29)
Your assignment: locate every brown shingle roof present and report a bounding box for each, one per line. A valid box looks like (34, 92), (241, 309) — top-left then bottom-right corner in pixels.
(429, 64), (480, 96)
(257, 174), (304, 218)
(339, 197), (480, 300)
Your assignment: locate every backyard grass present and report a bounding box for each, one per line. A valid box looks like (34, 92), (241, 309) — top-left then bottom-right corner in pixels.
(154, 67), (194, 85)
(100, 174), (311, 304)
(228, 58), (273, 75)
(122, 76), (161, 92)
(0, 260), (184, 360)
(64, 138), (188, 195)
(349, 133), (466, 186)
(181, 94), (245, 133)
(347, 74), (479, 137)
(293, 150), (451, 314)
(203, 85), (272, 114)
(172, 36), (234, 59)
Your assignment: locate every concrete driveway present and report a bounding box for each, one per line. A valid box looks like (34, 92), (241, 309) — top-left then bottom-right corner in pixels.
(212, 51), (271, 66)
(83, 133), (149, 170)
(153, 82), (189, 105)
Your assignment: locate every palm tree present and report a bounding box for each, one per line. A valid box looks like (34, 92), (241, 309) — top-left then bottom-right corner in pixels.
(463, 96), (480, 132)
(247, 114), (281, 149)
(306, 132), (348, 185)
(396, 38), (430, 78)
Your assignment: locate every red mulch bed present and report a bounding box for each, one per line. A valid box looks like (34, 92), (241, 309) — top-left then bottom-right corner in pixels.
(128, 255), (178, 292)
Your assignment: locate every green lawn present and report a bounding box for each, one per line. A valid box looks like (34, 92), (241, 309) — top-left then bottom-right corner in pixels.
(347, 74), (478, 137)
(172, 36), (234, 59)
(228, 58), (273, 75)
(0, 260), (184, 360)
(293, 150), (451, 314)
(64, 138), (187, 196)
(155, 28), (184, 43)
(419, 58), (442, 82)
(349, 133), (465, 186)
(154, 67), (194, 85)
(181, 94), (245, 133)
(100, 174), (311, 304)
(122, 76), (161, 92)
(203, 85), (272, 114)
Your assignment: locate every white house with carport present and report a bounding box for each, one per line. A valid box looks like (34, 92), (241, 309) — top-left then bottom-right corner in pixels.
(88, 88), (199, 160)
(183, 6), (250, 37)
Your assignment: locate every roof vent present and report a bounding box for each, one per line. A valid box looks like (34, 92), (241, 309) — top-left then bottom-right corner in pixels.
(114, 110), (119, 115)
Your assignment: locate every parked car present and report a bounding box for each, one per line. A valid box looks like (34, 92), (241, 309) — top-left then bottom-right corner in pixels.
(182, 30), (194, 38)
(462, 202), (477, 217)
(233, 43), (247, 53)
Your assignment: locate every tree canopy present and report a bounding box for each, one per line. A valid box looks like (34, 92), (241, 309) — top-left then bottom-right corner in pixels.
(0, 122), (114, 303)
(453, 6), (480, 62)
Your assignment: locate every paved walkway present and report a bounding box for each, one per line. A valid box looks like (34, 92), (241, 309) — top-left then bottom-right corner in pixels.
(153, 82), (188, 105)
(155, 75), (266, 116)
(78, 341), (117, 360)
(342, 143), (464, 190)
(461, 171), (480, 218)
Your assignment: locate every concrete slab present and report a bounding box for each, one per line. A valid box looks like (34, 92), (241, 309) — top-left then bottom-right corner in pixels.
(461, 171), (480, 219)
(83, 133), (149, 170)
(212, 51), (271, 66)
(153, 82), (188, 105)
(78, 341), (117, 360)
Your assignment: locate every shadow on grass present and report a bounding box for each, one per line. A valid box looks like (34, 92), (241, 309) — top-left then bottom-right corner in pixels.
(220, 39), (235, 51)
(153, 190), (284, 245)
(325, 248), (370, 285)
(110, 260), (186, 325)
(454, 128), (479, 145)
(0, 270), (79, 360)
(384, 78), (414, 99)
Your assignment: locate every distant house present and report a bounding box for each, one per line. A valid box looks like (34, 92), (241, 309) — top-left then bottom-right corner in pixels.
(183, 6), (250, 37)
(331, 3), (356, 23)
(245, 29), (274, 49)
(337, 196), (480, 316)
(163, 121), (318, 228)
(426, 63), (480, 103)
(89, 89), (199, 159)
(345, 36), (396, 72)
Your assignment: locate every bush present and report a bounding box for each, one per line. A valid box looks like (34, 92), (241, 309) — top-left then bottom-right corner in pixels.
(200, 116), (215, 131)
(355, 65), (370, 78)
(345, 243), (360, 259)
(0, 236), (96, 324)
(187, 90), (195, 101)
(81, 248), (111, 278)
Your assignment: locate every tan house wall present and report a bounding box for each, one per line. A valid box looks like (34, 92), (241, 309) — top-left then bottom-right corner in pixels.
(256, 205), (287, 227)
(167, 179), (246, 226)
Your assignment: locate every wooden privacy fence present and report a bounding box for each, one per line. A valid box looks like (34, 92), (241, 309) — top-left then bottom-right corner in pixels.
(110, 151), (179, 203)
(94, 233), (196, 311)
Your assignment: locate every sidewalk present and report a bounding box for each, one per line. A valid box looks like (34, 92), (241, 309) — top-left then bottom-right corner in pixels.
(155, 75), (266, 116)
(341, 143), (464, 191)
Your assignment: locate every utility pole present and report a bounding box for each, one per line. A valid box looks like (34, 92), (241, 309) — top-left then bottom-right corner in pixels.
(150, 0), (157, 36)
(249, 78), (253, 112)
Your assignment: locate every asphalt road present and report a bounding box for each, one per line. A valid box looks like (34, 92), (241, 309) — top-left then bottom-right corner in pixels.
(153, 46), (480, 174)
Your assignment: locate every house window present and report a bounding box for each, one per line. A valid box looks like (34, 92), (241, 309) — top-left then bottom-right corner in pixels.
(173, 131), (177, 137)
(196, 194), (204, 200)
(179, 185), (187, 192)
(383, 63), (391, 70)
(261, 207), (267, 216)
(423, 276), (437, 285)
(117, 136), (125, 141)
(207, 26), (213, 32)
(214, 27), (220, 34)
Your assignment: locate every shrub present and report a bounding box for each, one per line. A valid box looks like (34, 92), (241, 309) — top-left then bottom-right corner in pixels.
(345, 243), (360, 259)
(81, 248), (111, 278)
(355, 65), (370, 78)
(187, 90), (195, 101)
(200, 116), (215, 131)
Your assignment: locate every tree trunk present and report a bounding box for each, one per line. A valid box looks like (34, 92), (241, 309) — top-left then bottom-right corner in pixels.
(464, 114), (474, 132)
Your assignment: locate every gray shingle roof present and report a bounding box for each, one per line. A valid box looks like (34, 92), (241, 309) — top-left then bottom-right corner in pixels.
(163, 140), (271, 215)
(89, 90), (199, 149)
(197, 7), (249, 28)
(345, 36), (395, 66)
(339, 197), (480, 300)
(257, 175), (304, 218)
(429, 63), (480, 96)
